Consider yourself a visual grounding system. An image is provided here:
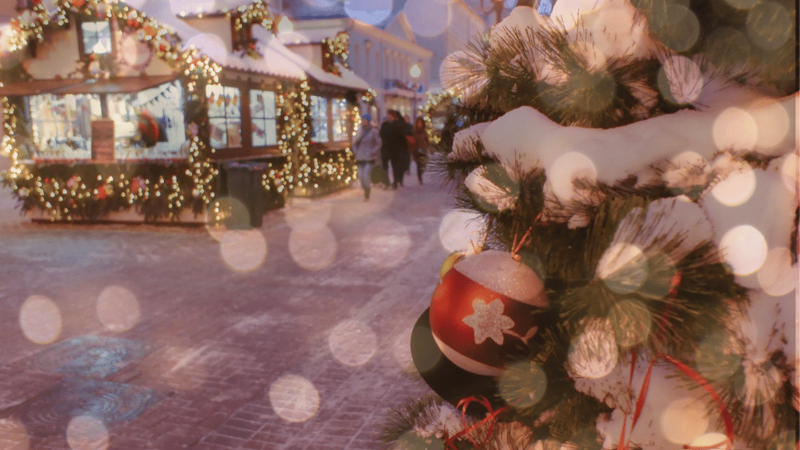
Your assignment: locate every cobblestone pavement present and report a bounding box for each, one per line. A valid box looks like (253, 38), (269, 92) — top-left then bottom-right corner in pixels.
(0, 173), (454, 449)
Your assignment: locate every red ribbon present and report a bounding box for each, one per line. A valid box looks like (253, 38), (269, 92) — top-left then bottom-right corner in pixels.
(444, 396), (509, 450)
(616, 270), (734, 450)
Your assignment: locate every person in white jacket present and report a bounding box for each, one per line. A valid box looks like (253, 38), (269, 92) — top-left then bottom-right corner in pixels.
(352, 114), (382, 201)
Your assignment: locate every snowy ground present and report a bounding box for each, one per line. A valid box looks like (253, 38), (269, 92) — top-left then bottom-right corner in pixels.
(0, 168), (453, 450)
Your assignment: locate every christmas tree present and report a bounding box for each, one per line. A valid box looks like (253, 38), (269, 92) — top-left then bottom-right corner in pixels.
(383, 1), (797, 449)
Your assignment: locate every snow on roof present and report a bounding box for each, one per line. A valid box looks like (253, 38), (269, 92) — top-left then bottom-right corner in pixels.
(121, 0), (201, 40)
(222, 33), (307, 80)
(275, 28), (338, 46)
(266, 30), (370, 91)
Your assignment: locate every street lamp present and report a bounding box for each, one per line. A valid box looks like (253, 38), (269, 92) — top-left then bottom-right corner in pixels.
(409, 63), (421, 79)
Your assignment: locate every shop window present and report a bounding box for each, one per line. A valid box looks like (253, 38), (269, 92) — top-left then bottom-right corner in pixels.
(310, 95), (328, 143)
(206, 85), (242, 149)
(28, 94), (102, 160)
(250, 89), (277, 147)
(109, 82), (186, 160)
(80, 20), (112, 55)
(331, 98), (348, 142)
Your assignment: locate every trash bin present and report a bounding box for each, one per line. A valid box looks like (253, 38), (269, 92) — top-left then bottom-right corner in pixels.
(224, 162), (268, 228)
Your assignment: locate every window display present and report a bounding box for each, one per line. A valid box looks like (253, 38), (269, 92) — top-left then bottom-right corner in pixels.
(109, 81), (186, 160)
(81, 20), (112, 54)
(310, 95), (328, 143)
(331, 98), (348, 141)
(250, 89), (277, 147)
(207, 85), (242, 149)
(28, 93), (102, 160)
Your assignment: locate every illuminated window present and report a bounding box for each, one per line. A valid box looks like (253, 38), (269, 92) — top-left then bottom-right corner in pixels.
(108, 82), (186, 159)
(81, 20), (112, 55)
(310, 95), (328, 143)
(331, 98), (348, 142)
(206, 85), (242, 149)
(28, 94), (102, 160)
(250, 89), (278, 147)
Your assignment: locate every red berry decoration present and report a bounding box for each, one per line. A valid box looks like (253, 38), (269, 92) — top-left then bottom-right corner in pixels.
(429, 250), (548, 376)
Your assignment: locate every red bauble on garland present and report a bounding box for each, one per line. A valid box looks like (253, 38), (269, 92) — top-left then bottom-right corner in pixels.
(429, 250), (548, 376)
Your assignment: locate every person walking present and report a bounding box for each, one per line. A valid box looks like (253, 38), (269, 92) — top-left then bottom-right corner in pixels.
(409, 117), (429, 184)
(352, 113), (381, 201)
(379, 110), (410, 189)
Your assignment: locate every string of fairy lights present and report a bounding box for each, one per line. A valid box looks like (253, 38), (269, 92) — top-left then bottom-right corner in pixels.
(321, 31), (350, 75)
(418, 92), (451, 146)
(1, 0), (359, 221)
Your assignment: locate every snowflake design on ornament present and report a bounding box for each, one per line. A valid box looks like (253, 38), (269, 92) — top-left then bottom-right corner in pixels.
(463, 299), (515, 345)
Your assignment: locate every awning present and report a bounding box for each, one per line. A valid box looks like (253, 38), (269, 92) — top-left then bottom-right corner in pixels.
(54, 75), (178, 95)
(0, 79), (84, 96)
(0, 75), (178, 97)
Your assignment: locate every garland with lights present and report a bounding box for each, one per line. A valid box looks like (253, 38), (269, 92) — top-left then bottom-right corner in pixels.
(384, 2), (798, 449)
(321, 31), (350, 75)
(418, 92), (452, 147)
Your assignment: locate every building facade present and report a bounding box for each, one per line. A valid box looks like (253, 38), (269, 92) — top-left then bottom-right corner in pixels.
(279, 17), (433, 123)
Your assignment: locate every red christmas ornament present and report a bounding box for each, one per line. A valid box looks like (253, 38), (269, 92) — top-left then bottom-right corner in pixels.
(429, 250), (548, 376)
(72, 0), (86, 7)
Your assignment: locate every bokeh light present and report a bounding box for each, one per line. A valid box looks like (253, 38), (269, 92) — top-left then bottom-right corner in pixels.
(404, 0), (450, 37)
(344, 0), (393, 26)
(652, 5), (700, 52)
(184, 33), (228, 64)
(757, 247), (796, 296)
(567, 328), (618, 379)
(607, 299), (651, 348)
(205, 197), (250, 241)
(597, 243), (648, 294)
(0, 419), (29, 450)
(361, 219), (411, 268)
(268, 375), (320, 423)
(220, 229), (268, 271)
(660, 397), (709, 444)
(498, 360), (547, 408)
(713, 107), (757, 152)
(19, 295), (62, 345)
(695, 333), (742, 382)
(780, 153), (798, 193)
(438, 210), (486, 254)
(392, 327), (414, 369)
(96, 286), (140, 332)
(746, 2), (793, 51)
(705, 27), (751, 69)
(657, 55), (703, 104)
(66, 416), (109, 450)
(719, 225), (767, 276)
(549, 152), (598, 202)
(750, 98), (790, 149)
(328, 320), (377, 366)
(117, 35), (150, 74)
(284, 201), (332, 232)
(289, 226), (337, 271)
(710, 165), (756, 207)
(689, 433), (729, 450)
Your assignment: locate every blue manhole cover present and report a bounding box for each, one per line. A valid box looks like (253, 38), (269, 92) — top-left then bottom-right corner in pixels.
(10, 378), (166, 437)
(32, 335), (155, 378)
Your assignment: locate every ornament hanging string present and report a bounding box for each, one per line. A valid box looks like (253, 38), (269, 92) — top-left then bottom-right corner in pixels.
(511, 222), (535, 261)
(444, 396), (509, 450)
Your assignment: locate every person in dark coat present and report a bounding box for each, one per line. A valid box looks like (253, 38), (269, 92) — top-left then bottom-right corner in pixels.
(379, 110), (410, 189)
